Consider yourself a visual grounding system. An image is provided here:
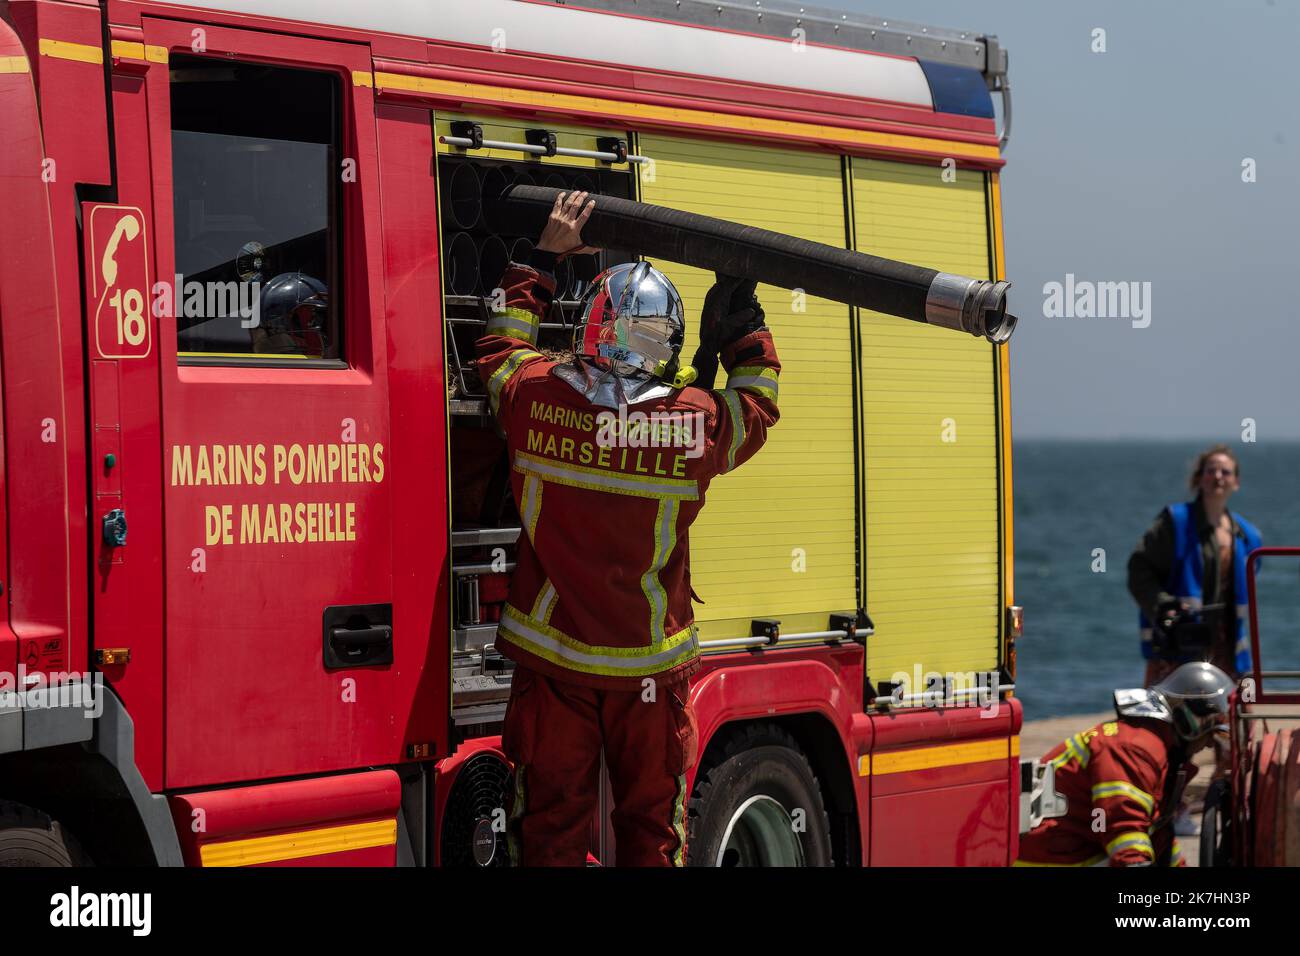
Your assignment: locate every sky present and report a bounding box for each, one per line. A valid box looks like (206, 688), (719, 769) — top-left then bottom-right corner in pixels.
(814, 0), (1300, 439)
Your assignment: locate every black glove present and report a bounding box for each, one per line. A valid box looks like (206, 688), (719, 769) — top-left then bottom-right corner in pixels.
(691, 274), (766, 389)
(1152, 600), (1212, 659)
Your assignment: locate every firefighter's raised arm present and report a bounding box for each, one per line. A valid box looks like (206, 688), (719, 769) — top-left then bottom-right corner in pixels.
(699, 276), (781, 475)
(474, 191), (597, 423)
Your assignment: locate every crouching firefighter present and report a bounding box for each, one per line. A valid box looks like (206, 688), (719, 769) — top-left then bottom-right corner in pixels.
(474, 191), (781, 866)
(1016, 661), (1235, 867)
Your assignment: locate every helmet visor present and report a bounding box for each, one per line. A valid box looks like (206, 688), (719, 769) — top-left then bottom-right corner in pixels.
(580, 261), (683, 376)
(607, 261), (680, 370)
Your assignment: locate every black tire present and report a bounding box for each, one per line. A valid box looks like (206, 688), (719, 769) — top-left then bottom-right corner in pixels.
(687, 724), (833, 867)
(1199, 778), (1231, 868)
(0, 801), (91, 867)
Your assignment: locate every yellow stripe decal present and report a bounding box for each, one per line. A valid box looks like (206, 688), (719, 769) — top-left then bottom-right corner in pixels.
(111, 40), (144, 60)
(1013, 853), (1106, 868)
(178, 351), (316, 361)
(112, 41), (169, 64)
(870, 738), (1009, 775)
(200, 819), (396, 867)
(0, 55), (30, 74)
(858, 754), (871, 777)
(39, 38), (103, 65)
(352, 70), (374, 87)
(373, 72), (1000, 162)
(1010, 735), (1020, 757)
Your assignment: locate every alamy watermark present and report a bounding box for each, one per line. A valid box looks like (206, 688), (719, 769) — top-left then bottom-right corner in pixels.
(50, 886), (150, 936)
(595, 406), (706, 459)
(1042, 273), (1151, 328)
(0, 667), (104, 720)
(885, 666), (1002, 718)
(152, 274), (261, 328)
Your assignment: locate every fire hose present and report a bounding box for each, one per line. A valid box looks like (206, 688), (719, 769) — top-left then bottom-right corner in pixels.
(486, 184), (1018, 344)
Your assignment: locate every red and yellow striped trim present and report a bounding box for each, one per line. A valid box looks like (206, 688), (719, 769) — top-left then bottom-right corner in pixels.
(199, 818), (396, 867)
(859, 737), (1013, 776)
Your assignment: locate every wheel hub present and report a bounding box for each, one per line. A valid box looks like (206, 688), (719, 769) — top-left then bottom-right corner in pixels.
(715, 794), (805, 866)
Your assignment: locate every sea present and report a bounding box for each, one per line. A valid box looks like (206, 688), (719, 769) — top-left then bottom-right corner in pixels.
(1013, 439), (1300, 722)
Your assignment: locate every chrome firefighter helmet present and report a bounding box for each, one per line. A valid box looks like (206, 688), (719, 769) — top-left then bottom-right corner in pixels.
(1113, 661), (1235, 743)
(257, 272), (329, 355)
(574, 261), (686, 383)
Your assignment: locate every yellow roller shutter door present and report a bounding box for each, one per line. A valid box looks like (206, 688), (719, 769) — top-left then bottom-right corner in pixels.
(637, 135), (857, 640)
(851, 159), (1000, 681)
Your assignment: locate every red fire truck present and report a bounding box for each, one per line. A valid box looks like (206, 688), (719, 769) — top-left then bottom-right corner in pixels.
(0, 0), (1029, 866)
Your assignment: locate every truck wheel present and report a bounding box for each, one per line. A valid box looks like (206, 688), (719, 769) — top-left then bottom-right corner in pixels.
(1199, 778), (1230, 867)
(0, 801), (91, 867)
(686, 724), (833, 867)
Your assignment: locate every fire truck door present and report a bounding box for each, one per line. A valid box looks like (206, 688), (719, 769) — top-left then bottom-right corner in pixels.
(104, 18), (443, 789)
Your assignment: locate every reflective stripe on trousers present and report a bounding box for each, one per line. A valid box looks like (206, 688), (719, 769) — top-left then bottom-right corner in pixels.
(670, 774), (688, 867)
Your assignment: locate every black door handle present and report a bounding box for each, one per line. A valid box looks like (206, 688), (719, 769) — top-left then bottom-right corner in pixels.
(322, 604), (393, 669)
(330, 625), (392, 649)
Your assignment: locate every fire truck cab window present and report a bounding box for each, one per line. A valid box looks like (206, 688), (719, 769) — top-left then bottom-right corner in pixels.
(169, 56), (342, 363)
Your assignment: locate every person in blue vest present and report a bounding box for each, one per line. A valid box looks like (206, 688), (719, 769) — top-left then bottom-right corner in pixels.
(1127, 444), (1261, 689)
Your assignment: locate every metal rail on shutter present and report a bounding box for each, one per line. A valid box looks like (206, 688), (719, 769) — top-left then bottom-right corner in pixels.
(698, 612), (872, 652)
(869, 685), (1015, 709)
(439, 122), (650, 166)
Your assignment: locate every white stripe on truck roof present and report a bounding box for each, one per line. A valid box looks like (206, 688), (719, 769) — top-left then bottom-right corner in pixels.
(156, 0), (936, 108)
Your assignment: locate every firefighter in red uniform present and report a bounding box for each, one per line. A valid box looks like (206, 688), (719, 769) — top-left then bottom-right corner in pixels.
(476, 191), (780, 866)
(1017, 661), (1234, 866)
